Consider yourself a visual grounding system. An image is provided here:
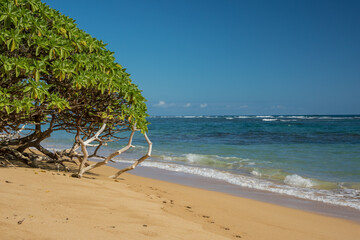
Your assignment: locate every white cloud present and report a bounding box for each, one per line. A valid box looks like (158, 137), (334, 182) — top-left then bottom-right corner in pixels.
(154, 101), (166, 107)
(200, 103), (208, 108)
(184, 103), (192, 108)
(153, 101), (177, 108)
(153, 101), (168, 107)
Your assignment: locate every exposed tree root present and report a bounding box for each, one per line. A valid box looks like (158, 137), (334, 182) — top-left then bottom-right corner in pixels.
(0, 145), (76, 171)
(0, 146), (33, 166)
(0, 155), (16, 168)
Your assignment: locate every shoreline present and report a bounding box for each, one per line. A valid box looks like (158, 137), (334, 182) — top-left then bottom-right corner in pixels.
(1, 163), (359, 239)
(110, 161), (360, 223)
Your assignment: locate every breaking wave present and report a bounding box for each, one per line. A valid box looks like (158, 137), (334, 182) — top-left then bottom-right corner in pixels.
(284, 174), (315, 188)
(114, 159), (360, 210)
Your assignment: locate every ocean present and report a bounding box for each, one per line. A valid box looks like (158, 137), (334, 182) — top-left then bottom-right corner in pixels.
(45, 115), (360, 210)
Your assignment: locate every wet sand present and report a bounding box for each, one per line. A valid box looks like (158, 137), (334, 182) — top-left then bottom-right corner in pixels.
(113, 161), (360, 222)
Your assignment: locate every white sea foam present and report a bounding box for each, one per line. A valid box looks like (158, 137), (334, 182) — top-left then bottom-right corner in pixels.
(251, 170), (262, 177)
(282, 116), (353, 120)
(284, 174), (314, 188)
(262, 118), (277, 122)
(184, 153), (204, 163)
(182, 153), (244, 168)
(285, 116), (317, 119)
(226, 117), (234, 120)
(256, 115), (274, 118)
(318, 116), (349, 120)
(114, 159), (360, 210)
(223, 156), (244, 161)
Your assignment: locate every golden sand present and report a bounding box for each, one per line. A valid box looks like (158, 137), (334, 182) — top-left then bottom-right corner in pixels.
(1, 164), (359, 240)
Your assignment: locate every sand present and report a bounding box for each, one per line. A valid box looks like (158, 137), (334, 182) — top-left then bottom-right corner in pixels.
(1, 164), (359, 240)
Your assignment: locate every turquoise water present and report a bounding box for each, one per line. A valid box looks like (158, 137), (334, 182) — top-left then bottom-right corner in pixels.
(45, 115), (360, 209)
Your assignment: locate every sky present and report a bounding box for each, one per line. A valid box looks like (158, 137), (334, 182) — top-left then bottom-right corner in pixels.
(44, 0), (360, 115)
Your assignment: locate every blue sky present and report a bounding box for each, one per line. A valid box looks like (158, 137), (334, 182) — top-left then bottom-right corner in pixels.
(44, 0), (360, 115)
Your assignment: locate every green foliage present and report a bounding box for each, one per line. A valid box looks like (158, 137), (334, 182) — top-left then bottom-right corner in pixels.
(0, 0), (149, 134)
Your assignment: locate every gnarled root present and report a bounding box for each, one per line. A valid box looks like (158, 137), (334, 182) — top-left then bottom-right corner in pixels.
(0, 146), (38, 167)
(0, 145), (77, 171)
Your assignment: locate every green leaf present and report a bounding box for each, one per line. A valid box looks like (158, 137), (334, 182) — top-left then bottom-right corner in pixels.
(15, 66), (20, 77)
(5, 106), (11, 114)
(49, 49), (53, 59)
(35, 70), (40, 81)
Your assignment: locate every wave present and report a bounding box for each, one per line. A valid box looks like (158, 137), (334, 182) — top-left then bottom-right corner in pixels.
(262, 118), (277, 122)
(251, 170), (262, 177)
(149, 115), (360, 121)
(183, 153), (255, 166)
(282, 116), (318, 119)
(284, 174), (314, 188)
(152, 153), (254, 170)
(185, 153), (205, 163)
(279, 116), (359, 120)
(113, 159), (360, 210)
(256, 115), (275, 118)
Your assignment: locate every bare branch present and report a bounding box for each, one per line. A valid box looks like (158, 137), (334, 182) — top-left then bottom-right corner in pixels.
(65, 123), (107, 155)
(110, 132), (152, 179)
(74, 128), (136, 178)
(73, 134), (90, 177)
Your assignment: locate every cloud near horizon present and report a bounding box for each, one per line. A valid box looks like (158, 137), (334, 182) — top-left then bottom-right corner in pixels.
(184, 103), (191, 108)
(153, 100), (176, 108)
(153, 101), (209, 109)
(153, 100), (166, 107)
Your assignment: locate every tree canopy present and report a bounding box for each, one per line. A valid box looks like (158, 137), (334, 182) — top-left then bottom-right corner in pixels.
(0, 0), (152, 177)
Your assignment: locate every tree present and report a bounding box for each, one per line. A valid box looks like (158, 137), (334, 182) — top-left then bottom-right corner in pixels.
(0, 0), (152, 178)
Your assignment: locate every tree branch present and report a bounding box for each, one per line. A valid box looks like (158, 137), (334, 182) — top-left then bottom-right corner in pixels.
(73, 127), (136, 178)
(110, 132), (152, 178)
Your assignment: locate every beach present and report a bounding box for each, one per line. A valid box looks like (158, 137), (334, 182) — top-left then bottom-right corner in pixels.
(47, 115), (360, 211)
(1, 164), (359, 240)
(1, 1), (359, 239)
